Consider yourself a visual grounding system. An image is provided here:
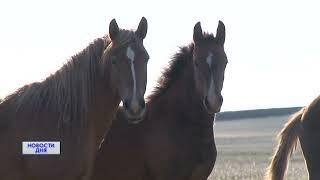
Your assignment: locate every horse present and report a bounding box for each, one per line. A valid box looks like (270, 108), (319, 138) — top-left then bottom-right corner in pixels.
(265, 96), (320, 180)
(92, 21), (228, 180)
(0, 17), (149, 180)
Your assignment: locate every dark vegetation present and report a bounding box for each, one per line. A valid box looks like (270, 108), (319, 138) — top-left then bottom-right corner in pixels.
(216, 107), (302, 121)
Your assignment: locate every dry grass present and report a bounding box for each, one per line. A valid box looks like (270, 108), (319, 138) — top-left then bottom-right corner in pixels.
(209, 115), (308, 180)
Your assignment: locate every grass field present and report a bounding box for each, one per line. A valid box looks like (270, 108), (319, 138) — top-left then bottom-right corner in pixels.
(209, 115), (308, 180)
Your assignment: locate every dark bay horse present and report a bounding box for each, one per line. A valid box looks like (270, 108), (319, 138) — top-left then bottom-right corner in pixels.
(93, 21), (228, 180)
(266, 96), (320, 180)
(0, 17), (149, 180)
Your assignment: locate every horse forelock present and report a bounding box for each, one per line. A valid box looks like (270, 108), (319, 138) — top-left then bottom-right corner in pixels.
(106, 29), (141, 50)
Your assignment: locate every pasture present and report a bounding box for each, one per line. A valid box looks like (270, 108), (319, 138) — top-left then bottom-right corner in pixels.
(209, 115), (308, 180)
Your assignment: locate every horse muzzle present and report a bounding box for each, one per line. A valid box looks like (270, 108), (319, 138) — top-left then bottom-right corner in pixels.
(203, 95), (223, 114)
(123, 98), (146, 124)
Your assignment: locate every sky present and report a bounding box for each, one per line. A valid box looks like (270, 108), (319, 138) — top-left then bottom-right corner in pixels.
(1, 0), (320, 111)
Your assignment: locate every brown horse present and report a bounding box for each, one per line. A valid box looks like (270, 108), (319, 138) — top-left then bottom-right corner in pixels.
(93, 21), (228, 180)
(265, 96), (320, 180)
(0, 17), (149, 180)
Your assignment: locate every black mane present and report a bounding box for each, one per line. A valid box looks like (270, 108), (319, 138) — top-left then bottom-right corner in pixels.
(147, 33), (215, 102)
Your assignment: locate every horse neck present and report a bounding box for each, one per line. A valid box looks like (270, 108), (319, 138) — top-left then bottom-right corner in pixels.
(64, 38), (121, 117)
(161, 61), (212, 125)
(50, 38), (120, 137)
(152, 61), (214, 142)
(90, 72), (119, 114)
(88, 58), (121, 147)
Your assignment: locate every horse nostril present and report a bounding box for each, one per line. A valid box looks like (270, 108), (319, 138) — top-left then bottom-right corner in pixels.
(219, 96), (223, 104)
(205, 98), (210, 107)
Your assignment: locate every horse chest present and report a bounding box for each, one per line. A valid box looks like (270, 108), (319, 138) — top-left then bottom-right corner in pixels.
(146, 127), (208, 178)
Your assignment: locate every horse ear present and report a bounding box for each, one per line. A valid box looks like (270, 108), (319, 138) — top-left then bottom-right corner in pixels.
(135, 17), (148, 40)
(193, 22), (203, 44)
(216, 20), (225, 46)
(109, 19), (120, 41)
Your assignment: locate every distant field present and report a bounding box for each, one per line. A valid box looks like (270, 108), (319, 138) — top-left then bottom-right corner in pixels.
(209, 115), (308, 180)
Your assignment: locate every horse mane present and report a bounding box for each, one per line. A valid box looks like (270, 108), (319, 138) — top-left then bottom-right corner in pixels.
(2, 36), (111, 132)
(147, 33), (215, 102)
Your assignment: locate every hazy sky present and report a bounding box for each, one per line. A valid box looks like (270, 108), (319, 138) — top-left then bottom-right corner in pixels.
(1, 0), (320, 111)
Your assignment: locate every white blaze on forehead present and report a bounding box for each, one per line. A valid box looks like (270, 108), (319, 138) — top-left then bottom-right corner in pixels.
(126, 46), (135, 62)
(126, 46), (137, 101)
(206, 52), (213, 67)
(206, 52), (216, 101)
